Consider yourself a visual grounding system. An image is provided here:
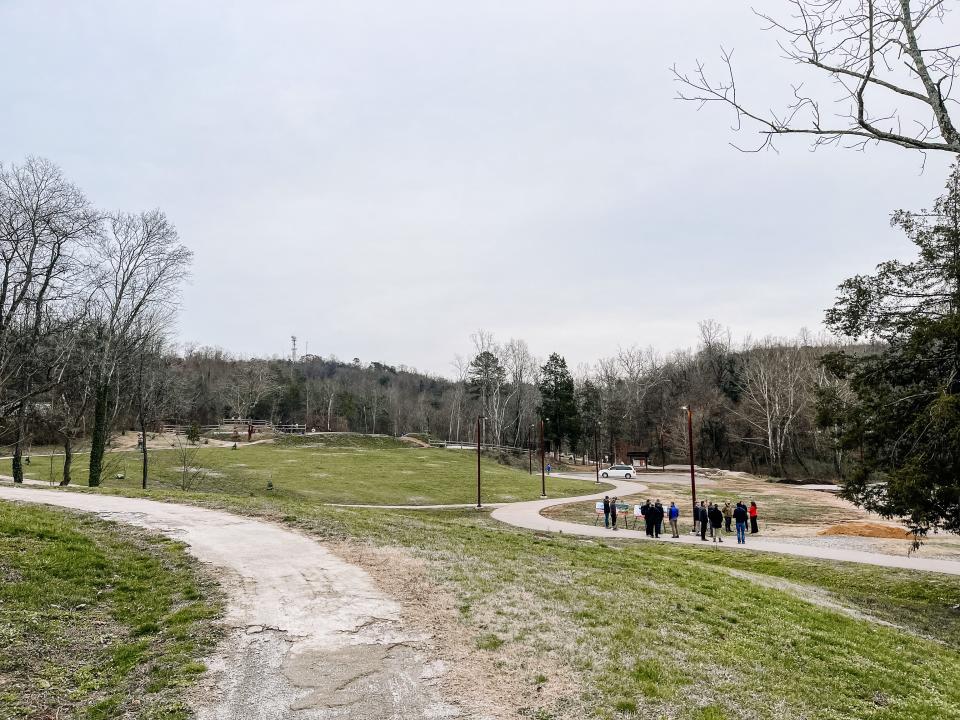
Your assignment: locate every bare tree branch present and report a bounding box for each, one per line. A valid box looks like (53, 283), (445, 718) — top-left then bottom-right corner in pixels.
(673, 0), (960, 154)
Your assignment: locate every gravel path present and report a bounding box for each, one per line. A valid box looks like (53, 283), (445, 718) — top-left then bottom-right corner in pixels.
(491, 478), (960, 576)
(0, 486), (461, 720)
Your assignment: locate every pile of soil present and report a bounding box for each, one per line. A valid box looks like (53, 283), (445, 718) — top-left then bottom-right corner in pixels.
(819, 521), (913, 540)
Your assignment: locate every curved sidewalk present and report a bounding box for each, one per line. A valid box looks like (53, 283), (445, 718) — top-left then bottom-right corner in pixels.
(491, 479), (960, 576)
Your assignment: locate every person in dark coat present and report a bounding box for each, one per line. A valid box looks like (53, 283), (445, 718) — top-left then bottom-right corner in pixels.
(749, 501), (759, 534)
(603, 496), (611, 529)
(723, 502), (733, 533)
(733, 501), (749, 543)
(709, 503), (724, 542)
(699, 501), (708, 541)
(654, 500), (664, 538)
(643, 499), (654, 536)
(610, 496), (619, 530)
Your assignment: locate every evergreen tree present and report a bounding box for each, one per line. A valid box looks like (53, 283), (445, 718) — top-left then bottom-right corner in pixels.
(467, 351), (506, 406)
(823, 165), (960, 537)
(537, 353), (578, 458)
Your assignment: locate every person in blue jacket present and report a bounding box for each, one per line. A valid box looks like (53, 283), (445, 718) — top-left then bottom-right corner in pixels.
(733, 501), (749, 544)
(668, 501), (680, 538)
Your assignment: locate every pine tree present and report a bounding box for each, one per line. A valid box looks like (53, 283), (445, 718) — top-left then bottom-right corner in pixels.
(537, 354), (578, 458)
(823, 164), (960, 537)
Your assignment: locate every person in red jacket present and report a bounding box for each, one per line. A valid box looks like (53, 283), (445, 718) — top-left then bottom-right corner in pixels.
(749, 500), (759, 534)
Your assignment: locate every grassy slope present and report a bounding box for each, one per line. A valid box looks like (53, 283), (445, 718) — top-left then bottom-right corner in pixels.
(0, 435), (603, 505)
(295, 507), (960, 720)
(0, 502), (223, 720)
(67, 480), (960, 720)
(5, 442), (959, 719)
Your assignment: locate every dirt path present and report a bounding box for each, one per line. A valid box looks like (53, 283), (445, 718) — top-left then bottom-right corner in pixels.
(0, 486), (461, 720)
(491, 478), (960, 576)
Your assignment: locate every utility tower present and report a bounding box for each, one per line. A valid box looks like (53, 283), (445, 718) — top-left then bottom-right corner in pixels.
(291, 335), (298, 362)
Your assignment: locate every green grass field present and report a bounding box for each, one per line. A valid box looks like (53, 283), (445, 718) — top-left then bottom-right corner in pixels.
(108, 487), (959, 720)
(63, 478), (960, 719)
(3, 438), (959, 719)
(0, 502), (222, 720)
(0, 435), (603, 505)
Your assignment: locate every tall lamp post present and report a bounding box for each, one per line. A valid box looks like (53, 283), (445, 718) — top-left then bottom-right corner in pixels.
(528, 423), (535, 475)
(594, 422), (600, 483)
(476, 414), (486, 509)
(681, 405), (697, 531)
(539, 418), (546, 497)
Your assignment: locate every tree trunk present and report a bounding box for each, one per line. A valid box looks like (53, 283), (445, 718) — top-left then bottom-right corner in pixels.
(11, 403), (25, 484)
(11, 442), (22, 484)
(140, 417), (148, 490)
(60, 435), (72, 486)
(138, 353), (148, 490)
(88, 382), (110, 487)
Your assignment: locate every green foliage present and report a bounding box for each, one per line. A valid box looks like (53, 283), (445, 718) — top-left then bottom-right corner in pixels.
(538, 353), (578, 454)
(823, 165), (960, 535)
(827, 166), (960, 340)
(475, 633), (504, 650)
(828, 317), (960, 534)
(468, 351), (506, 401)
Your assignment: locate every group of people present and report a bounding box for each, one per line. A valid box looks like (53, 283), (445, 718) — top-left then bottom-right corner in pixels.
(693, 500), (758, 544)
(600, 496), (759, 544)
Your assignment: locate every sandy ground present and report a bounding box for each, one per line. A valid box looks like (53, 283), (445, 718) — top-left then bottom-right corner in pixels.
(556, 470), (960, 563)
(0, 486), (469, 720)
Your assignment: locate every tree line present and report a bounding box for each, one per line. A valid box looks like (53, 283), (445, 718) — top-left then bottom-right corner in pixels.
(80, 325), (865, 483)
(3, 153), (958, 539)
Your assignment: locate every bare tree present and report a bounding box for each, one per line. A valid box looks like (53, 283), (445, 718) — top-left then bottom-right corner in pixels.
(732, 337), (818, 476)
(172, 434), (206, 491)
(618, 345), (667, 444)
(0, 158), (99, 482)
(447, 355), (468, 442)
(673, 1), (960, 155)
(134, 332), (175, 489)
(221, 360), (277, 419)
(87, 210), (192, 487)
(45, 325), (100, 485)
(504, 338), (534, 446)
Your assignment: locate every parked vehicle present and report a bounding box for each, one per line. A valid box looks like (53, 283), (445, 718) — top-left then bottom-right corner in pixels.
(600, 464), (633, 479)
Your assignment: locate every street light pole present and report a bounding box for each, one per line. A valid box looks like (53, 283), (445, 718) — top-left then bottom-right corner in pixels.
(539, 418), (546, 497)
(682, 406), (696, 529)
(528, 424), (534, 475)
(594, 423), (600, 483)
(476, 414), (485, 509)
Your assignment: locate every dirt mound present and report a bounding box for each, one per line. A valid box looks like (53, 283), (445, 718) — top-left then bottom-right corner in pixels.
(399, 435), (430, 448)
(819, 521), (913, 540)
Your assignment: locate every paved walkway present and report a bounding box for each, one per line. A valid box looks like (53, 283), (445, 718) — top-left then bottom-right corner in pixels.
(491, 478), (960, 576)
(328, 502), (506, 510)
(0, 485), (458, 719)
(5, 472), (957, 576)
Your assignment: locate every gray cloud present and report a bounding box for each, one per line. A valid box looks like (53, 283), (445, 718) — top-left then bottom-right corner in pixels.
(1, 0), (952, 374)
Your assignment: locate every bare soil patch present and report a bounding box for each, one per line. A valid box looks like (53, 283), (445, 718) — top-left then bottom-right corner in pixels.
(820, 521), (913, 540)
(331, 540), (573, 720)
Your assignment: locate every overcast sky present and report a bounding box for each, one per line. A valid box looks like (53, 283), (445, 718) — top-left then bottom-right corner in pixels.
(1, 1), (954, 375)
